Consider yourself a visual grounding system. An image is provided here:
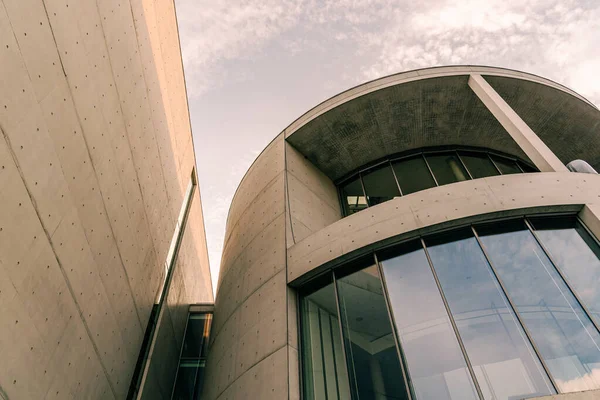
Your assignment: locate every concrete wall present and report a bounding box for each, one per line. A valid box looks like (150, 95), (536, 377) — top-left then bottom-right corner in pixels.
(285, 143), (340, 245)
(0, 0), (211, 398)
(203, 134), (289, 400)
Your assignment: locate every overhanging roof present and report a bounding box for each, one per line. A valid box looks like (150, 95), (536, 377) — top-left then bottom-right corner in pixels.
(284, 66), (600, 181)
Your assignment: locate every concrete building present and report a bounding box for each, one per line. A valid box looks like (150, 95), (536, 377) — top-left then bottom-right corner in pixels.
(203, 66), (600, 400)
(0, 0), (212, 399)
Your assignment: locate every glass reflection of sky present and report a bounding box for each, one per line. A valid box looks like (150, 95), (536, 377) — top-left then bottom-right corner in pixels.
(426, 230), (553, 399)
(381, 245), (478, 400)
(532, 220), (600, 328)
(478, 222), (600, 393)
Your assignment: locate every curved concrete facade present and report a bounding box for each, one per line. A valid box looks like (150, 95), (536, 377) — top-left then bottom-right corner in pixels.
(204, 67), (600, 400)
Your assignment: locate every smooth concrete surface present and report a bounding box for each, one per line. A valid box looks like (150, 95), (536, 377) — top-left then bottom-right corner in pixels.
(203, 134), (290, 400)
(284, 66), (600, 182)
(532, 389), (600, 399)
(0, 0), (211, 398)
(285, 143), (340, 245)
(469, 74), (568, 172)
(287, 172), (600, 285)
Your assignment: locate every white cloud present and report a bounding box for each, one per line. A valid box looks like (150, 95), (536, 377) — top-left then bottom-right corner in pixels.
(176, 0), (305, 97)
(357, 0), (600, 105)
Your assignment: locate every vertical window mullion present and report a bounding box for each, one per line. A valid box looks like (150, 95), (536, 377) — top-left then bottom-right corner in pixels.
(487, 153), (503, 175)
(358, 173), (369, 208)
(374, 253), (413, 400)
(422, 154), (439, 187)
(471, 225), (560, 394)
(332, 273), (358, 400)
(420, 238), (485, 400)
(525, 218), (600, 336)
(456, 151), (474, 180)
(388, 161), (404, 196)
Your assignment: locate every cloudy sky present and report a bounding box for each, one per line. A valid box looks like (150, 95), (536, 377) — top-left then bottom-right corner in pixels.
(174, 0), (600, 294)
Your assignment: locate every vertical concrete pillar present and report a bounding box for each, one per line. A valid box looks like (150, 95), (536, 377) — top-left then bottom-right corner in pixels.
(579, 204), (600, 240)
(468, 74), (568, 172)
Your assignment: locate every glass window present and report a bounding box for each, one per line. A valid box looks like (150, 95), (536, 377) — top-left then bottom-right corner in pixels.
(425, 229), (554, 399)
(172, 361), (203, 400)
(341, 177), (367, 216)
(530, 217), (600, 327)
(181, 314), (211, 359)
(380, 242), (479, 400)
(301, 281), (351, 400)
(336, 263), (409, 400)
(392, 156), (437, 195)
(476, 220), (600, 393)
(425, 153), (470, 185)
(172, 312), (212, 400)
(490, 155), (522, 175)
(459, 152), (500, 179)
(361, 164), (401, 207)
(519, 162), (538, 173)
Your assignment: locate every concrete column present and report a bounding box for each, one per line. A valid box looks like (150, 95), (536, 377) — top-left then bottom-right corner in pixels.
(579, 204), (600, 240)
(468, 74), (568, 172)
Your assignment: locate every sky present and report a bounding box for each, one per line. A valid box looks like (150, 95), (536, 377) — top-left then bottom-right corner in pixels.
(174, 0), (600, 294)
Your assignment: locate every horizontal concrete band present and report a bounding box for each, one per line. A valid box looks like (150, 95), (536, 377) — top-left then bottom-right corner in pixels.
(287, 172), (600, 285)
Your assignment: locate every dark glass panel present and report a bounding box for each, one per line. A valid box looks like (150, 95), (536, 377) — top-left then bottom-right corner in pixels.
(336, 264), (410, 400)
(380, 242), (478, 400)
(361, 164), (401, 206)
(301, 282), (351, 400)
(459, 152), (500, 179)
(519, 162), (538, 173)
(425, 229), (554, 399)
(181, 314), (212, 359)
(392, 156), (437, 195)
(172, 361), (199, 400)
(425, 153), (470, 185)
(490, 155), (522, 175)
(530, 216), (600, 327)
(341, 177), (367, 216)
(477, 220), (600, 393)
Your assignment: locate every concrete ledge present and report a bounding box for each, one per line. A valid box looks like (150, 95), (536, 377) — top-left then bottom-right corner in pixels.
(533, 389), (600, 399)
(287, 172), (600, 285)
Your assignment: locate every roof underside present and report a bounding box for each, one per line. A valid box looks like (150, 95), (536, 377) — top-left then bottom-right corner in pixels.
(286, 74), (600, 181)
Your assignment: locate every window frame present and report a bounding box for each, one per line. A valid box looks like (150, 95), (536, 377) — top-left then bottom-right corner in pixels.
(336, 147), (537, 217)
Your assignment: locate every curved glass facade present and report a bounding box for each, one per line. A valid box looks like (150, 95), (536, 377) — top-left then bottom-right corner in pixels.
(338, 148), (537, 216)
(299, 215), (600, 400)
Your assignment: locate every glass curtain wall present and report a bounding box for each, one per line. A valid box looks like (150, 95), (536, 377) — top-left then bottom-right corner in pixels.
(172, 312), (213, 400)
(300, 215), (600, 400)
(338, 149), (534, 217)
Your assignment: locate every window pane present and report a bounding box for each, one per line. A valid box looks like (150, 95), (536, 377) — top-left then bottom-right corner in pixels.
(459, 152), (500, 179)
(361, 164), (401, 207)
(301, 282), (351, 400)
(392, 156), (437, 195)
(341, 177), (367, 215)
(181, 314), (212, 358)
(477, 220), (600, 393)
(172, 362), (199, 400)
(425, 153), (469, 185)
(490, 155), (521, 175)
(337, 264), (410, 400)
(425, 230), (554, 399)
(380, 242), (479, 400)
(530, 217), (600, 327)
(520, 162), (538, 172)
